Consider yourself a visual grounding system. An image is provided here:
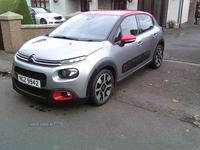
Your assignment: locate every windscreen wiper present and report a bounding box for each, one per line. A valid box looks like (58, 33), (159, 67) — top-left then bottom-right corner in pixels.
(51, 36), (79, 41)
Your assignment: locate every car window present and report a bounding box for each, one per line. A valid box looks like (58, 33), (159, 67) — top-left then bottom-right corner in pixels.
(121, 15), (139, 36)
(113, 28), (121, 43)
(33, 8), (48, 14)
(29, 7), (34, 13)
(44, 8), (51, 13)
(136, 14), (154, 33)
(113, 15), (138, 43)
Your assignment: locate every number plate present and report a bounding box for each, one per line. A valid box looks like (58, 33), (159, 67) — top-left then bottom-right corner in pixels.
(18, 74), (41, 88)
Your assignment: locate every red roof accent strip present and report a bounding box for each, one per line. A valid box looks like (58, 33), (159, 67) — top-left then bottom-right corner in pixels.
(80, 10), (154, 18)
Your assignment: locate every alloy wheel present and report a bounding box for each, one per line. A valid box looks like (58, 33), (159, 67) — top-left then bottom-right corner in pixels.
(155, 45), (163, 67)
(95, 73), (112, 101)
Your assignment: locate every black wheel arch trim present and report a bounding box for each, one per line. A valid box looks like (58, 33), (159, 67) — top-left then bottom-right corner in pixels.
(86, 60), (118, 97)
(157, 38), (165, 49)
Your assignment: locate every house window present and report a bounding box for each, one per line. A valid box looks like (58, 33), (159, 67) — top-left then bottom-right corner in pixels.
(31, 0), (49, 9)
(111, 0), (127, 10)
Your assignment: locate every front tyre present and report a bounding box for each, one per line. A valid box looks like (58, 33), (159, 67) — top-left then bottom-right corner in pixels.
(149, 45), (164, 69)
(90, 69), (114, 106)
(40, 18), (47, 24)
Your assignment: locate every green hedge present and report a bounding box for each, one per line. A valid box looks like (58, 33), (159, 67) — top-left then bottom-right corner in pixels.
(0, 0), (33, 24)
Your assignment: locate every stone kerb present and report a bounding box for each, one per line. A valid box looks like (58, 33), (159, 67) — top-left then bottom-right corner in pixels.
(0, 11), (23, 53)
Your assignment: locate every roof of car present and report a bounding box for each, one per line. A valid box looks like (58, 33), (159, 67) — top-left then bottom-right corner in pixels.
(80, 10), (154, 17)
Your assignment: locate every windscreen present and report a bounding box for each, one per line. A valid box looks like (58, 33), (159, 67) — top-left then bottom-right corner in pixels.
(34, 8), (48, 14)
(49, 14), (120, 41)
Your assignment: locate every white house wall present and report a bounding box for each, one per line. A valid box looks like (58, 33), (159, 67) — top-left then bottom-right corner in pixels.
(181, 0), (190, 24)
(49, 0), (67, 16)
(90, 0), (98, 10)
(167, 0), (180, 23)
(64, 0), (78, 15)
(50, 0), (78, 16)
(26, 0), (31, 6)
(127, 1), (138, 10)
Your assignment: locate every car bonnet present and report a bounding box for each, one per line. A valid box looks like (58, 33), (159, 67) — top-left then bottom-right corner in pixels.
(18, 36), (104, 60)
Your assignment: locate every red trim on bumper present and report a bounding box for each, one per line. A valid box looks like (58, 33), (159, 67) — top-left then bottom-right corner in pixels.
(53, 91), (72, 100)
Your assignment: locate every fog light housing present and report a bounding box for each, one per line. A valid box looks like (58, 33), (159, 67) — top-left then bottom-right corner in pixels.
(53, 91), (72, 100)
(58, 68), (79, 79)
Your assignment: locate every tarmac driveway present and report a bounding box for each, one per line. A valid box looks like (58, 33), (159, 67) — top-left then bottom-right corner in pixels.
(0, 25), (200, 150)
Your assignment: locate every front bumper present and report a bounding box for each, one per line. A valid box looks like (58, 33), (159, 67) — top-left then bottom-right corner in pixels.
(47, 18), (65, 24)
(12, 76), (89, 103)
(12, 54), (93, 103)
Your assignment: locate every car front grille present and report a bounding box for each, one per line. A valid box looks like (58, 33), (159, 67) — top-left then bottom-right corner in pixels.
(14, 66), (47, 87)
(14, 67), (50, 99)
(16, 52), (61, 66)
(54, 16), (62, 20)
(14, 78), (50, 99)
(55, 21), (63, 24)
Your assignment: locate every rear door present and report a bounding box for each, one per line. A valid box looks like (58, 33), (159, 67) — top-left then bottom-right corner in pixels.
(136, 14), (159, 59)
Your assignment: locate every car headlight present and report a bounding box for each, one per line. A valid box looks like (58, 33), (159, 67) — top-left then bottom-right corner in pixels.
(61, 56), (86, 65)
(58, 68), (79, 79)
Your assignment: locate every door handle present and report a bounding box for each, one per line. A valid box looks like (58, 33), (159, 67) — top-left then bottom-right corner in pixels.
(153, 33), (157, 38)
(137, 41), (143, 47)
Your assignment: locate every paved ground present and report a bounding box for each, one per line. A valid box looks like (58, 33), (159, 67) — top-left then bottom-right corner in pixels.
(0, 50), (13, 76)
(0, 24), (200, 150)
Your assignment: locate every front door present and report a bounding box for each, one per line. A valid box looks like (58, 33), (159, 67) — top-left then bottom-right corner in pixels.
(111, 0), (127, 10)
(138, 0), (169, 26)
(81, 0), (89, 12)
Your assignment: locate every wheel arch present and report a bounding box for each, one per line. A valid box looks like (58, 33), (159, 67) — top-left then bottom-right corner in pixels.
(149, 38), (165, 69)
(157, 38), (165, 50)
(86, 60), (117, 97)
(40, 18), (45, 21)
(40, 18), (47, 23)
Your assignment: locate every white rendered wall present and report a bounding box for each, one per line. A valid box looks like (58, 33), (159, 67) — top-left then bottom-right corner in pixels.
(26, 0), (31, 6)
(181, 0), (190, 24)
(49, 0), (67, 16)
(167, 0), (180, 23)
(50, 0), (78, 16)
(64, 0), (78, 15)
(127, 1), (138, 10)
(90, 0), (98, 10)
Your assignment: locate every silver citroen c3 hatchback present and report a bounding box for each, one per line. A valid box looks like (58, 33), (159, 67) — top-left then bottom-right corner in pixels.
(12, 10), (164, 106)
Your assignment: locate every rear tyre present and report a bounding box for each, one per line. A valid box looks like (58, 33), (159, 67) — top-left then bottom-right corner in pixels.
(40, 18), (47, 24)
(149, 45), (163, 69)
(90, 69), (114, 106)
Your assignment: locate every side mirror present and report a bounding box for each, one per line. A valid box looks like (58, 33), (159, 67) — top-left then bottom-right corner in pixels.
(121, 34), (136, 43)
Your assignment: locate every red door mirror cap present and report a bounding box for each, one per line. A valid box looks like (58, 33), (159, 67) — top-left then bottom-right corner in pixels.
(121, 34), (136, 42)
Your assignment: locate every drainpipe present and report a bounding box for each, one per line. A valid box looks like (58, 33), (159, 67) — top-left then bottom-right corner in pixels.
(177, 0), (184, 28)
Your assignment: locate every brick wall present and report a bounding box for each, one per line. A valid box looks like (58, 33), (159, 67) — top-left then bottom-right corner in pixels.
(188, 0), (197, 25)
(21, 25), (56, 44)
(0, 20), (23, 53)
